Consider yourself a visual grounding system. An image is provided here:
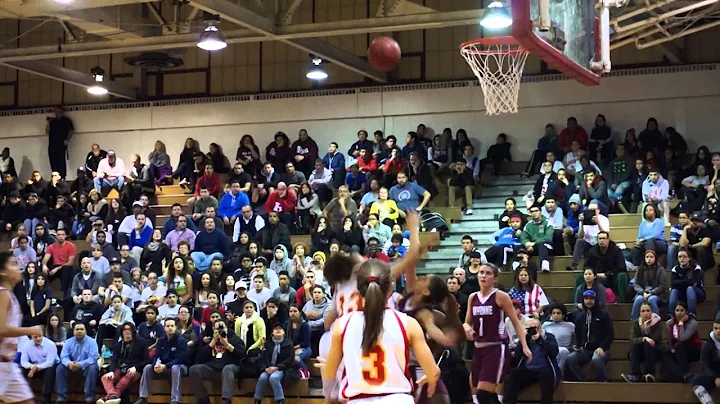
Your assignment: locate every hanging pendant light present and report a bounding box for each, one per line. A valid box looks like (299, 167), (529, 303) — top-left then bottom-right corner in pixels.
(480, 1), (512, 29)
(306, 57), (328, 80)
(87, 66), (108, 95)
(197, 19), (227, 51)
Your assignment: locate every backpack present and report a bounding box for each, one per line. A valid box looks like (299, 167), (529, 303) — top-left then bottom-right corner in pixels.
(420, 212), (449, 235)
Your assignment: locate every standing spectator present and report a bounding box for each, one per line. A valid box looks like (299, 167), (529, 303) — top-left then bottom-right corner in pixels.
(589, 114), (613, 163)
(55, 323), (100, 403)
(291, 129), (319, 177)
(479, 133), (513, 175)
(666, 302), (702, 383)
(19, 333), (58, 404)
(323, 142), (346, 189)
(253, 323), (296, 404)
(521, 206), (554, 272)
(630, 250), (668, 320)
(192, 217), (231, 272)
(668, 249), (705, 317)
(631, 204), (667, 266)
(389, 172), (431, 214)
(564, 290), (613, 382)
(135, 318), (189, 404)
(558, 117), (588, 153)
(542, 303), (575, 373)
(264, 182), (297, 227)
(448, 159), (475, 215)
(642, 168), (671, 224)
(189, 317), (246, 404)
(679, 213), (715, 270)
(621, 301), (670, 383)
(45, 105), (74, 178)
(94, 150), (126, 193)
(503, 318), (561, 404)
(218, 181), (250, 227)
(41, 227), (77, 297)
(99, 322), (149, 404)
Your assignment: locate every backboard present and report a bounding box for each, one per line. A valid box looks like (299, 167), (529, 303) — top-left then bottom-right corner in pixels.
(511, 0), (604, 86)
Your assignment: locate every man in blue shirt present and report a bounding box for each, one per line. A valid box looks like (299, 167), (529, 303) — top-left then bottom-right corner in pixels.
(218, 181), (250, 227)
(389, 172), (431, 214)
(20, 334), (59, 404)
(56, 322), (100, 403)
(135, 318), (189, 404)
(667, 211), (689, 269)
(322, 142), (346, 189)
(345, 163), (367, 203)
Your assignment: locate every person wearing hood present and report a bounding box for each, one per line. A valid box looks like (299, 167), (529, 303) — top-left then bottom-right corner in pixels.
(669, 249), (706, 317)
(521, 205), (554, 272)
(33, 222), (56, 258)
(642, 168), (670, 224)
(630, 250), (668, 320)
(564, 290), (613, 382)
(266, 132), (292, 176)
(302, 284), (330, 351)
(665, 302), (702, 383)
(192, 217), (231, 272)
(638, 117), (663, 154)
(583, 231), (629, 302)
(259, 211), (292, 260)
(691, 318), (720, 404)
(631, 203), (667, 267)
(270, 245), (292, 276)
(25, 171), (49, 203)
(621, 301), (670, 383)
(291, 129), (319, 177)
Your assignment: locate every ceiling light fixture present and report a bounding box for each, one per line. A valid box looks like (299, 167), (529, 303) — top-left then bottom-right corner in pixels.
(306, 57), (328, 81)
(480, 1), (513, 29)
(197, 23), (227, 51)
(87, 66), (108, 95)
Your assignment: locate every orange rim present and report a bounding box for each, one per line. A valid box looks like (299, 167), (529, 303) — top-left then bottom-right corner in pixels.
(459, 36), (526, 55)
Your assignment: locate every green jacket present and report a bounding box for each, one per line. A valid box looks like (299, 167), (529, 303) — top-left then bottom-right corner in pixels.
(520, 217), (554, 245)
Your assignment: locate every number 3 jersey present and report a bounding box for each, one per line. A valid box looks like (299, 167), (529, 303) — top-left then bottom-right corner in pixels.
(338, 308), (413, 400)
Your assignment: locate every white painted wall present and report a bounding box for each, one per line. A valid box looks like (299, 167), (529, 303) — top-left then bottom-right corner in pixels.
(1, 65), (719, 180)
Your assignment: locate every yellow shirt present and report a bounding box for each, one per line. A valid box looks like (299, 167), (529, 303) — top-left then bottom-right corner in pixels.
(370, 199), (399, 222)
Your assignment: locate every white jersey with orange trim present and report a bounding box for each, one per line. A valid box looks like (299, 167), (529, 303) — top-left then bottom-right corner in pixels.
(334, 277), (362, 316)
(0, 286), (21, 358)
(339, 309), (413, 400)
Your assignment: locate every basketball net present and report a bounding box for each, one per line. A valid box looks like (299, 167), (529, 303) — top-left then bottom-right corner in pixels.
(460, 38), (529, 115)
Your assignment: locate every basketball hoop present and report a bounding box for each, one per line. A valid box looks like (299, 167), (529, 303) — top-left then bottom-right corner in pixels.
(460, 36), (529, 115)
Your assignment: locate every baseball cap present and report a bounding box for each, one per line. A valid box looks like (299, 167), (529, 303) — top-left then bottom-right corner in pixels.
(132, 201), (143, 207)
(235, 281), (248, 290)
(583, 290), (597, 298)
(109, 257), (120, 265)
(254, 257), (268, 267)
(509, 216), (523, 223)
(107, 150), (115, 156)
(691, 213), (703, 222)
(469, 251), (482, 259)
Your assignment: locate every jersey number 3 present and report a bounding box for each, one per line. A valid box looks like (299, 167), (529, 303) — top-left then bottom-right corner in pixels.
(361, 345), (386, 385)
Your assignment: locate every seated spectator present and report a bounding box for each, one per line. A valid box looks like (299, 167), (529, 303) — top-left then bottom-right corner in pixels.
(390, 172), (431, 214)
(386, 233), (407, 263)
(148, 140), (172, 182)
(535, 150), (564, 175)
(348, 130), (372, 160)
(248, 274), (273, 309)
(140, 229), (172, 277)
(13, 235), (36, 273)
(554, 169), (577, 213)
(486, 216), (522, 266)
(162, 257), (193, 306)
(117, 203), (153, 247)
(458, 235), (481, 269)
(269, 245), (292, 277)
(323, 142), (346, 189)
(446, 275), (467, 324)
(505, 299), (530, 351)
(233, 205), (265, 243)
(681, 164), (709, 213)
(578, 169), (610, 215)
(542, 303), (575, 373)
(41, 227), (77, 296)
(669, 249), (705, 316)
(558, 117), (588, 153)
(85, 144), (107, 177)
(307, 159), (333, 204)
(55, 323), (100, 403)
(642, 168), (671, 224)
(498, 197), (526, 229)
(264, 182), (297, 228)
(259, 211), (292, 260)
(665, 302), (701, 383)
(29, 273), (52, 326)
(218, 181), (250, 227)
(564, 290), (613, 382)
(99, 322), (149, 404)
(369, 187), (400, 228)
(380, 148), (405, 187)
(192, 217), (231, 271)
(135, 317), (189, 404)
(1, 191), (26, 239)
(189, 316), (246, 404)
(187, 164), (221, 212)
(286, 303), (311, 372)
(70, 288), (103, 337)
(335, 215), (364, 253)
(508, 268), (549, 319)
(631, 204), (667, 266)
(621, 301), (670, 383)
(324, 185), (358, 229)
(24, 192), (47, 240)
(566, 201), (609, 271)
(691, 317), (720, 403)
(302, 284), (330, 354)
(253, 323), (296, 404)
(138, 306), (165, 349)
(503, 318), (561, 404)
(125, 154), (155, 205)
(362, 215), (391, 249)
(542, 197), (564, 248)
(531, 162), (557, 207)
(521, 206), (554, 272)
(273, 270), (297, 307)
(630, 250), (667, 320)
(127, 213), (152, 262)
(294, 270), (317, 309)
(71, 167), (94, 200)
(191, 187), (218, 227)
(281, 162), (305, 195)
(252, 257), (280, 291)
(296, 183), (320, 234)
(158, 289), (181, 321)
(667, 211), (689, 270)
(98, 295), (135, 342)
(165, 215), (196, 253)
(574, 269), (607, 312)
(45, 313), (68, 352)
(234, 300), (266, 353)
(625, 157), (648, 213)
(583, 231), (630, 303)
(479, 133), (512, 175)
(94, 150), (126, 193)
(448, 159), (475, 215)
(405, 152), (437, 198)
(19, 333), (58, 404)
(680, 213), (715, 270)
(427, 134), (451, 176)
(562, 140), (584, 179)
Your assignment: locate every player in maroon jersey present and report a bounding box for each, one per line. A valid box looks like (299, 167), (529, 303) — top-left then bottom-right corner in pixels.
(464, 263), (531, 404)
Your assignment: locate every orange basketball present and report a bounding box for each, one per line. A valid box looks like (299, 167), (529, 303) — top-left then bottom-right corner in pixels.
(368, 36), (401, 72)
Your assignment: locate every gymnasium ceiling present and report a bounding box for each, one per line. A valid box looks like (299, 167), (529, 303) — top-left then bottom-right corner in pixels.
(0, 0), (717, 101)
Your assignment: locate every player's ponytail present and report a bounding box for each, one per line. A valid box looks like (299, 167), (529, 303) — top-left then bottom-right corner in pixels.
(356, 259), (392, 355)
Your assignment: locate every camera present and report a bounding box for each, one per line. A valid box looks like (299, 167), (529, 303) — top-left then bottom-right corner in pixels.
(582, 211), (596, 225)
(526, 326), (537, 337)
(217, 323), (227, 338)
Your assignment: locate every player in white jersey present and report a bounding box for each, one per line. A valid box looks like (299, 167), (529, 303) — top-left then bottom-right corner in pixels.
(323, 257), (439, 404)
(320, 212), (423, 403)
(0, 252), (44, 404)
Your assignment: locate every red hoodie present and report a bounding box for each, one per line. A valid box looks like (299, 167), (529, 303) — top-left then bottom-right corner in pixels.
(195, 173), (221, 198)
(357, 156), (378, 173)
(264, 189), (297, 214)
(558, 127), (589, 152)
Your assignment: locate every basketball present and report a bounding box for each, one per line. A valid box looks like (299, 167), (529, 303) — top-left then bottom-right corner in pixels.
(368, 36), (401, 72)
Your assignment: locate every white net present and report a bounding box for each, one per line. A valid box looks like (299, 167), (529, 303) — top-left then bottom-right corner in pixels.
(460, 40), (530, 115)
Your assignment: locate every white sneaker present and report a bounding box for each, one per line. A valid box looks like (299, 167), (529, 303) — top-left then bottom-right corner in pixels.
(541, 260), (550, 272)
(178, 178), (188, 186)
(464, 208), (473, 215)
